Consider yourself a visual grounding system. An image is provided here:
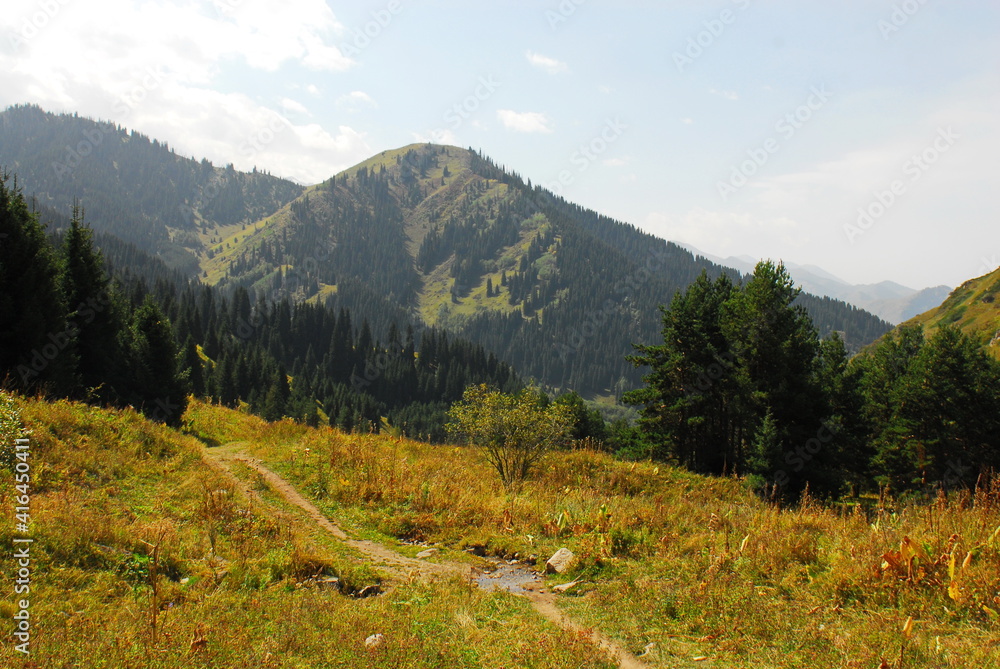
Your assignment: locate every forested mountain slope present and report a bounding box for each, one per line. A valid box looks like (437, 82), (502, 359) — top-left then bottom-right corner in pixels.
(210, 143), (892, 396)
(0, 104), (303, 273)
(2, 108), (893, 397)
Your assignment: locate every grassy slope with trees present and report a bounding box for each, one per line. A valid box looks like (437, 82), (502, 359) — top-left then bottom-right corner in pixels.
(896, 265), (1000, 359)
(0, 173), (521, 440)
(207, 142), (893, 398)
(1, 392), (997, 668)
(624, 262), (1000, 499)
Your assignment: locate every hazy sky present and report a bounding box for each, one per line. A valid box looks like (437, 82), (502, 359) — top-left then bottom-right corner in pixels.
(2, 0), (998, 290)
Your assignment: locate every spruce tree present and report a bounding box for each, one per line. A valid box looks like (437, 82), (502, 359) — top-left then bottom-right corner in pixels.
(60, 204), (126, 401)
(0, 173), (74, 395)
(126, 297), (188, 425)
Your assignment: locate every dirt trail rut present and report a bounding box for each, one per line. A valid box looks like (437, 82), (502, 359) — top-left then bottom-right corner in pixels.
(203, 444), (650, 669)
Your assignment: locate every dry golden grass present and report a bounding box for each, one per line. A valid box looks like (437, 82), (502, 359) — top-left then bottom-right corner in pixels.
(183, 398), (1000, 667)
(0, 395), (614, 668)
(2, 394), (998, 667)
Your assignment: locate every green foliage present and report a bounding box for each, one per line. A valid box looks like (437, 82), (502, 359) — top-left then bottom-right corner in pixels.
(0, 171), (75, 395)
(859, 325), (1000, 491)
(124, 297), (189, 426)
(554, 391), (609, 443)
(60, 205), (129, 402)
(626, 262), (839, 498)
(446, 384), (573, 488)
(630, 265), (1000, 496)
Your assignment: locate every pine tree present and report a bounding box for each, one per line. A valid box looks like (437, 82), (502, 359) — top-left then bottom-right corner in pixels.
(126, 297), (188, 425)
(866, 326), (1000, 491)
(60, 204), (126, 401)
(0, 173), (74, 395)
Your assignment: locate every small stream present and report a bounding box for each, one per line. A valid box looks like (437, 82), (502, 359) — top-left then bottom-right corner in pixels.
(474, 558), (542, 594)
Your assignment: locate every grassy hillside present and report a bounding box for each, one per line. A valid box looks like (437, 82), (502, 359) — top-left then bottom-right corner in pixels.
(898, 266), (1000, 358)
(0, 394), (609, 668)
(3, 393), (998, 667)
(200, 144), (537, 325)
(202, 143), (892, 398)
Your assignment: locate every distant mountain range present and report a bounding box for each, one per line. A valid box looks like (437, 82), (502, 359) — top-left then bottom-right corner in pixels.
(0, 104), (895, 397)
(682, 247), (952, 325)
(0, 103), (304, 274)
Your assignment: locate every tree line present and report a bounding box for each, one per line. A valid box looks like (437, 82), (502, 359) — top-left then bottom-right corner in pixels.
(624, 262), (1000, 497)
(0, 173), (519, 436)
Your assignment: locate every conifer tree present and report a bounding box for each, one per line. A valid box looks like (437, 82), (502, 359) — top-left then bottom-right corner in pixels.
(0, 173), (74, 395)
(60, 204), (126, 401)
(126, 297), (188, 425)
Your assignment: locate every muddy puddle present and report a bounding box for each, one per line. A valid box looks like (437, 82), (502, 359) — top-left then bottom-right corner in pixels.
(474, 558), (542, 594)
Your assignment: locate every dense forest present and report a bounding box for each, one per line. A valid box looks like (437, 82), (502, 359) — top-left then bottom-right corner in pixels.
(0, 107), (894, 401)
(624, 265), (1000, 497)
(14, 104), (980, 498)
(0, 103), (303, 272)
(207, 144), (893, 398)
(0, 174), (518, 440)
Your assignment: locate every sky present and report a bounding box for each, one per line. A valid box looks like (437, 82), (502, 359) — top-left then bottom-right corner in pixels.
(1, 0), (998, 290)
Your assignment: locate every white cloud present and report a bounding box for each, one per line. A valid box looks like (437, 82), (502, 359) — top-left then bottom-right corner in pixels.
(497, 109), (553, 134)
(604, 157), (628, 167)
(0, 0), (365, 185)
(413, 128), (459, 145)
(335, 90), (377, 112)
(525, 51), (568, 75)
(681, 117), (694, 125)
(281, 97), (309, 115)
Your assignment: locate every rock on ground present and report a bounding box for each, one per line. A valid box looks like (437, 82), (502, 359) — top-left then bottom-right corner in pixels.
(545, 548), (575, 574)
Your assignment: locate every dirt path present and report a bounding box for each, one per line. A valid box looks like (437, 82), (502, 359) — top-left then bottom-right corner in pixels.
(203, 444), (650, 669)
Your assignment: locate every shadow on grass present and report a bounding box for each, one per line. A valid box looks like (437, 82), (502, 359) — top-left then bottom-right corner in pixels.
(191, 433), (222, 448)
